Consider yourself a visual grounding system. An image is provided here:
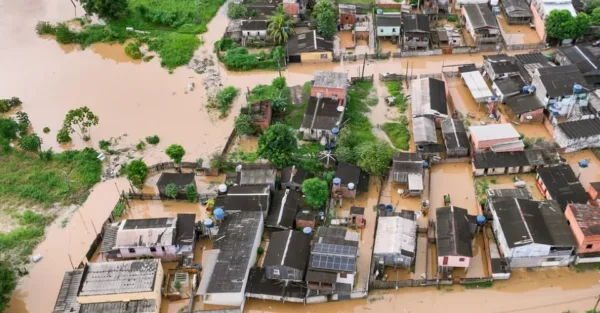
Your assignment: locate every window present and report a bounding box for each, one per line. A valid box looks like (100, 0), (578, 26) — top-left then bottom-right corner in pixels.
(340, 273), (347, 278)
(587, 244), (594, 249)
(380, 29), (383, 33)
(128, 248), (136, 253)
(150, 247), (157, 253)
(320, 53), (328, 59)
(459, 257), (465, 262)
(392, 28), (396, 33)
(546, 257), (558, 262)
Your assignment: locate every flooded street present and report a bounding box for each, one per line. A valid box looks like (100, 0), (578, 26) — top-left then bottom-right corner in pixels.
(563, 150), (600, 189)
(497, 14), (541, 45)
(429, 163), (479, 219)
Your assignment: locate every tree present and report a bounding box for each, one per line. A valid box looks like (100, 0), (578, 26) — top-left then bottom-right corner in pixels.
(571, 13), (591, 39)
(185, 183), (198, 203)
(126, 160), (149, 188)
(272, 77), (286, 89)
(61, 106), (99, 141)
(302, 178), (329, 209)
(592, 7), (600, 25)
(272, 46), (285, 77)
(56, 127), (72, 144)
(585, 0), (600, 14)
(545, 10), (589, 40)
(335, 129), (360, 164)
(234, 114), (256, 136)
(0, 263), (16, 313)
(0, 117), (19, 140)
(356, 140), (394, 176)
(268, 5), (295, 44)
(270, 91), (288, 112)
(257, 124), (297, 168)
(227, 2), (247, 19)
(313, 0), (337, 39)
(165, 144), (186, 165)
(165, 183), (178, 200)
(18, 133), (42, 152)
(82, 0), (128, 20)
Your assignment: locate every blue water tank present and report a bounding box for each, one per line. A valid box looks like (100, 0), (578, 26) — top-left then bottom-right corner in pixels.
(214, 208), (225, 220)
(422, 161), (429, 168)
(489, 114), (496, 119)
(476, 215), (486, 225)
(376, 8), (383, 14)
(490, 95), (497, 101)
(318, 211), (325, 217)
(528, 86), (536, 93)
(385, 204), (393, 212)
(378, 204), (386, 211)
(573, 84), (583, 93)
(579, 159), (589, 168)
(204, 219), (214, 228)
(332, 127), (340, 135)
(303, 227), (312, 235)
(333, 177), (341, 185)
(522, 86), (531, 94)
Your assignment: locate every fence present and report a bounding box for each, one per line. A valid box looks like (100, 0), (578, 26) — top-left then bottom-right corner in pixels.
(350, 74), (375, 84)
(147, 161), (200, 174)
(126, 191), (218, 201)
(459, 277), (493, 286)
(431, 157), (471, 164)
(379, 73), (417, 82)
(399, 49), (443, 57)
(370, 278), (452, 289)
(504, 42), (546, 51)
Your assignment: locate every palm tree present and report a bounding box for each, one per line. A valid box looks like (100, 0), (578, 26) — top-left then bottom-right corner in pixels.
(268, 5), (294, 44)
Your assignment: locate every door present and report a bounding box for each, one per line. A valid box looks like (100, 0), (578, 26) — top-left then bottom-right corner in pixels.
(442, 256), (449, 265)
(288, 55), (301, 63)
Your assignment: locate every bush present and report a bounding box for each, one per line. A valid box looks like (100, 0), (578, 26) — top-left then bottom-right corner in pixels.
(381, 123), (410, 150)
(99, 139), (111, 151)
(112, 200), (126, 217)
(43, 127), (50, 134)
(185, 183), (198, 202)
(125, 41), (143, 59)
(125, 160), (149, 188)
(0, 117), (19, 140)
(18, 133), (42, 152)
(165, 144), (186, 164)
(136, 140), (146, 150)
(55, 23), (76, 44)
(148, 33), (201, 70)
(234, 114), (256, 136)
(209, 86), (239, 117)
(257, 246), (264, 255)
(0, 264), (17, 312)
(35, 21), (56, 35)
(446, 14), (458, 22)
(0, 97), (22, 113)
(38, 148), (54, 161)
(145, 135), (160, 145)
(302, 178), (329, 209)
(227, 3), (248, 19)
(56, 127), (72, 144)
(165, 183), (178, 199)
(272, 76), (286, 89)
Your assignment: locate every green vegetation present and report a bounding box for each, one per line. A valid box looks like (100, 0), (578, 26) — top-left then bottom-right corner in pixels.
(382, 123), (410, 150)
(227, 2), (248, 19)
(546, 10), (591, 40)
(82, 0), (128, 20)
(385, 81), (407, 113)
(112, 199), (127, 217)
(42, 127), (50, 134)
(0, 263), (16, 312)
(215, 38), (284, 71)
(208, 86), (239, 117)
(165, 144), (186, 165)
(586, 0), (600, 13)
(357, 140), (394, 175)
(56, 127), (72, 144)
(125, 159), (149, 188)
(463, 280), (493, 289)
(185, 183), (198, 202)
(145, 135), (160, 145)
(475, 179), (490, 205)
(136, 140), (146, 150)
(313, 0), (337, 39)
(18, 133), (42, 152)
(165, 183), (178, 200)
(60, 106), (99, 142)
(0, 97), (21, 113)
(446, 14), (458, 22)
(234, 114), (257, 136)
(302, 178), (329, 209)
(268, 6), (295, 44)
(257, 124), (298, 168)
(125, 41), (143, 59)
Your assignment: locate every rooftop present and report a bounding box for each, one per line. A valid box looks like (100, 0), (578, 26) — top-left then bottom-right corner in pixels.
(441, 119), (470, 150)
(514, 52), (552, 65)
(314, 226), (359, 247)
(392, 152), (423, 174)
(484, 54), (520, 75)
(536, 65), (587, 98)
(335, 162), (361, 185)
(312, 71), (348, 89)
(245, 268), (306, 299)
(489, 198), (576, 248)
(411, 77), (448, 117)
(461, 70), (494, 100)
(557, 118), (600, 139)
(79, 259), (160, 296)
(436, 206), (473, 257)
(505, 93), (544, 114)
(495, 75), (526, 96)
(558, 45), (600, 75)
(463, 4), (499, 29)
(240, 19), (267, 31)
(373, 212), (418, 257)
(100, 217), (177, 252)
(223, 184), (270, 215)
(281, 165), (310, 186)
(287, 30), (334, 55)
(263, 230), (311, 280)
(537, 164), (589, 211)
(413, 116), (437, 144)
(309, 240), (359, 273)
(376, 13), (402, 27)
(266, 189), (302, 229)
(78, 300), (157, 313)
(175, 213), (196, 246)
(486, 188), (532, 199)
(301, 96), (342, 130)
(501, 0), (533, 17)
(473, 150), (530, 169)
(568, 203), (600, 236)
(469, 123), (520, 141)
(402, 14), (430, 32)
(238, 163), (276, 186)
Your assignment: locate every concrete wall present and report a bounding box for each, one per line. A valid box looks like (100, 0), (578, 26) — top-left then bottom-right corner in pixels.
(471, 136), (521, 151)
(114, 246), (178, 261)
(565, 204), (600, 254)
(517, 108), (544, 123)
(337, 273), (355, 288)
(310, 86), (347, 102)
(377, 26), (401, 37)
(283, 2), (300, 15)
(554, 127), (600, 153)
(242, 30), (267, 39)
(438, 255), (470, 268)
(301, 51), (333, 63)
(530, 1), (546, 41)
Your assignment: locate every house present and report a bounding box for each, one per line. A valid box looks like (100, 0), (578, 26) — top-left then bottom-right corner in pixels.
(339, 4), (357, 29)
(530, 0), (576, 41)
(565, 203), (600, 264)
(460, 68), (494, 103)
(240, 20), (268, 42)
(413, 116), (438, 147)
(487, 197), (576, 267)
(391, 152), (424, 196)
(536, 164), (590, 211)
(306, 227), (359, 297)
(514, 52), (554, 84)
(402, 14), (430, 50)
(157, 173), (196, 200)
(237, 163), (277, 189)
(553, 118), (600, 152)
(333, 162), (369, 199)
(52, 259), (163, 313)
(441, 118), (470, 157)
(198, 211), (264, 307)
(222, 185), (271, 216)
(500, 0), (533, 24)
(462, 4), (501, 46)
(469, 123), (524, 153)
(376, 13), (402, 41)
(245, 268), (306, 303)
(422, 0), (441, 20)
(472, 149), (561, 176)
(436, 28), (463, 47)
(281, 165), (310, 190)
(245, 3), (278, 18)
(266, 189), (303, 230)
(299, 96), (344, 142)
(531, 65), (589, 117)
(493, 75), (526, 104)
(504, 93), (545, 123)
(248, 100), (272, 132)
(263, 230), (311, 282)
(296, 210), (316, 229)
(436, 206), (475, 274)
(486, 187), (533, 200)
(100, 214), (196, 263)
(483, 54), (521, 81)
(373, 210), (418, 268)
(411, 77), (448, 119)
(225, 19), (242, 43)
(282, 0), (305, 16)
(555, 45), (600, 88)
(287, 31), (334, 64)
(455, 0), (488, 9)
(310, 71), (348, 103)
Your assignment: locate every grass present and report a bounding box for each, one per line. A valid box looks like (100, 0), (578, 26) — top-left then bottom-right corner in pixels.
(0, 148), (102, 207)
(385, 81), (407, 113)
(0, 210), (53, 268)
(382, 123), (410, 150)
(463, 280), (493, 289)
(345, 81), (377, 143)
(279, 82), (309, 129)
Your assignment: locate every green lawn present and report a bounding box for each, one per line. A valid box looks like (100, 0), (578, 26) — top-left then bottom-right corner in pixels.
(382, 122), (410, 150)
(345, 81), (376, 143)
(385, 81), (407, 113)
(278, 82), (307, 129)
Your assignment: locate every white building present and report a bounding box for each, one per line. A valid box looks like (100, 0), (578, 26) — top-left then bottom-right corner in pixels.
(373, 210), (418, 268)
(553, 117), (600, 153)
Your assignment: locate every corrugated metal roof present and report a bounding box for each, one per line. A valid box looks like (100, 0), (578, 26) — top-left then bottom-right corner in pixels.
(461, 71), (493, 101)
(469, 123), (520, 141)
(374, 215), (418, 256)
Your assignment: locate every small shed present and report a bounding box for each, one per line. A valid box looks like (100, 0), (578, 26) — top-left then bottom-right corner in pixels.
(441, 119), (470, 157)
(391, 152), (424, 196)
(374, 210), (418, 268)
(505, 93), (544, 123)
(157, 173), (196, 200)
(460, 70), (494, 103)
(413, 116), (437, 146)
(281, 165), (310, 191)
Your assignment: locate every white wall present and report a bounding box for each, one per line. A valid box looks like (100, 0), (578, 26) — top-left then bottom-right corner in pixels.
(336, 273), (355, 288)
(117, 246), (177, 261)
(205, 292), (245, 307)
(438, 255), (470, 268)
(242, 30), (267, 38)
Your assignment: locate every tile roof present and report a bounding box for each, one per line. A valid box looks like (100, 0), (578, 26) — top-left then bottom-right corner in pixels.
(441, 119), (470, 150)
(402, 14), (430, 32)
(175, 213), (196, 246)
(53, 270), (83, 313)
(314, 226), (359, 247)
(238, 163), (277, 186)
(494, 75), (526, 96)
(373, 213), (418, 257)
(263, 230), (311, 280)
(312, 71), (348, 89)
(223, 185), (270, 215)
(473, 150), (530, 169)
(281, 165), (310, 186)
(514, 52), (551, 65)
(78, 300), (157, 313)
(501, 0), (533, 17)
(436, 206), (474, 257)
(557, 118), (600, 139)
(245, 268), (306, 299)
(301, 96), (342, 130)
(463, 4), (499, 29)
(537, 164), (589, 211)
(266, 189), (301, 229)
(505, 93), (544, 114)
(568, 203), (600, 236)
(413, 116), (437, 144)
(469, 123), (520, 141)
(335, 162), (361, 185)
(484, 54), (520, 74)
(240, 19), (267, 31)
(411, 77), (448, 117)
(558, 45), (600, 75)
(376, 13), (402, 27)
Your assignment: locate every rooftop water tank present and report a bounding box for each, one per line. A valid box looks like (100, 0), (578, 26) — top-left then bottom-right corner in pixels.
(235, 164), (243, 172)
(378, 204), (386, 211)
(385, 204), (393, 212)
(218, 184), (228, 193)
(337, 106), (345, 112)
(333, 177), (341, 185)
(332, 127), (340, 135)
(318, 211), (325, 217)
(573, 84), (583, 93)
(489, 114), (496, 119)
(490, 95), (497, 101)
(214, 208), (225, 220)
(422, 161), (429, 168)
(204, 219), (214, 228)
(376, 8), (383, 14)
(476, 214), (486, 225)
(303, 227), (312, 235)
(348, 182), (355, 190)
(579, 159), (589, 168)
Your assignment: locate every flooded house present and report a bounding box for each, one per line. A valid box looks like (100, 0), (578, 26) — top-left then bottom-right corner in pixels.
(310, 71), (349, 103)
(225, 19), (243, 43)
(248, 100), (272, 132)
(492, 75), (526, 103)
(514, 52), (555, 83)
(391, 152), (424, 196)
(487, 197), (576, 267)
(504, 93), (545, 122)
(373, 210), (418, 268)
(299, 96), (344, 142)
(306, 227), (359, 301)
(536, 164), (590, 212)
(565, 203), (600, 264)
(553, 117), (600, 152)
(100, 213), (196, 263)
(482, 54), (521, 81)
(198, 211), (264, 308)
(441, 118), (470, 157)
(286, 31), (334, 63)
(436, 206), (476, 275)
(461, 4), (501, 46)
(333, 162), (369, 199)
(53, 259), (163, 313)
(531, 66), (590, 117)
(530, 0), (576, 42)
(157, 173), (197, 200)
(375, 13), (402, 43)
(402, 14), (431, 50)
(281, 165), (311, 190)
(472, 149), (560, 176)
(500, 0), (533, 24)
(282, 0), (306, 16)
(411, 77), (448, 120)
(339, 4), (357, 29)
(468, 123), (524, 153)
(460, 66), (494, 104)
(266, 189), (303, 230)
(220, 185), (271, 217)
(555, 45), (600, 88)
(240, 19), (268, 44)
(236, 163), (277, 189)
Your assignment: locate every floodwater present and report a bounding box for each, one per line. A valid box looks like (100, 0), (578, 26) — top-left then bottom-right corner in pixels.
(446, 76), (491, 123)
(429, 163), (479, 219)
(379, 40), (399, 53)
(481, 173), (544, 200)
(563, 150), (600, 189)
(497, 14), (541, 45)
(467, 234), (490, 278)
(339, 31), (355, 50)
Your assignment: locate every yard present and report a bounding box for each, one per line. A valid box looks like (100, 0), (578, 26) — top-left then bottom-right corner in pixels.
(496, 13), (541, 45)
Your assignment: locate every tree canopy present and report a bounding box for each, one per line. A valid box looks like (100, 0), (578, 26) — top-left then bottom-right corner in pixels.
(313, 0), (337, 39)
(61, 106), (99, 141)
(268, 6), (295, 44)
(356, 140), (394, 176)
(545, 10), (591, 40)
(227, 3), (247, 19)
(82, 0), (128, 20)
(165, 183), (178, 200)
(234, 114), (256, 136)
(302, 178), (329, 209)
(257, 124), (297, 168)
(585, 0), (600, 14)
(125, 160), (149, 188)
(165, 144), (186, 164)
(0, 263), (16, 313)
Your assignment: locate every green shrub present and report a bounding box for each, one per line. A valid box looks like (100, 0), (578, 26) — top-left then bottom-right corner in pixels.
(227, 2), (247, 19)
(185, 183), (198, 202)
(145, 135), (160, 145)
(136, 140), (146, 150)
(0, 97), (22, 113)
(272, 77), (286, 89)
(447, 14), (458, 22)
(0, 117), (19, 140)
(35, 21), (56, 35)
(381, 123), (410, 150)
(55, 23), (76, 44)
(125, 160), (149, 188)
(148, 33), (201, 70)
(43, 127), (50, 134)
(209, 86), (239, 117)
(112, 200), (126, 217)
(56, 127), (72, 144)
(257, 246), (264, 255)
(234, 114), (256, 136)
(99, 139), (111, 151)
(165, 183), (178, 199)
(125, 41), (144, 59)
(38, 148), (54, 161)
(18, 133), (42, 152)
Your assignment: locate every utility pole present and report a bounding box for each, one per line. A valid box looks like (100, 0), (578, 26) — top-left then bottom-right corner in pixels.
(405, 61), (410, 88)
(594, 294), (600, 313)
(361, 52), (367, 78)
